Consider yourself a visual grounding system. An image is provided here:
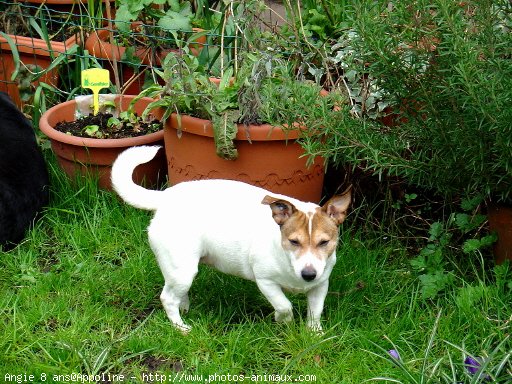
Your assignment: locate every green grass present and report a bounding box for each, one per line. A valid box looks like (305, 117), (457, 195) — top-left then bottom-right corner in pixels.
(1, 155), (511, 383)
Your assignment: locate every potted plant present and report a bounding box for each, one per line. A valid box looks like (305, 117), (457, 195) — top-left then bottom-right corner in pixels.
(138, 50), (338, 203)
(39, 94), (166, 190)
(84, 0), (208, 94)
(0, 1), (79, 108)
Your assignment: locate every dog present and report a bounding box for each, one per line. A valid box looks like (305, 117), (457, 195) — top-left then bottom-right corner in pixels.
(0, 92), (49, 250)
(111, 146), (351, 333)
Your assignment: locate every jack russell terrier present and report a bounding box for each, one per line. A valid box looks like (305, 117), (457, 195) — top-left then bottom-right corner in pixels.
(111, 146), (351, 333)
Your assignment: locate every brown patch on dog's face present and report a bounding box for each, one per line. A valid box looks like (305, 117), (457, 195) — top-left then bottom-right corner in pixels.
(309, 210), (340, 258)
(279, 211), (338, 261)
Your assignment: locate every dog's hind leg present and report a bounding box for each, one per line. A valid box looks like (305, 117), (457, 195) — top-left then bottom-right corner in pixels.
(150, 233), (200, 334)
(155, 252), (199, 334)
(160, 282), (194, 334)
(159, 263), (198, 334)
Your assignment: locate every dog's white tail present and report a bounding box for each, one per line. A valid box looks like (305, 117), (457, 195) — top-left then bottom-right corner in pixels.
(111, 146), (164, 211)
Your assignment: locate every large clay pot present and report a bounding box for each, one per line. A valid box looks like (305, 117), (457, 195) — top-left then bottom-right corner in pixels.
(159, 112), (325, 203)
(39, 95), (166, 190)
(488, 204), (512, 265)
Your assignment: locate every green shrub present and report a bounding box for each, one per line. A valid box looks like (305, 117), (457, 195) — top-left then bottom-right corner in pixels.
(306, 0), (512, 203)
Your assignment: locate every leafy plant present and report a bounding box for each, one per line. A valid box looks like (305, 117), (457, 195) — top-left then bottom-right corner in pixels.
(285, 0), (355, 41)
(410, 196), (497, 299)
(137, 49), (337, 160)
(115, 0), (195, 34)
(329, 29), (395, 120)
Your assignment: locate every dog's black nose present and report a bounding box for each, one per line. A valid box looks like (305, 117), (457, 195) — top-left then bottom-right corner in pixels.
(301, 267), (317, 282)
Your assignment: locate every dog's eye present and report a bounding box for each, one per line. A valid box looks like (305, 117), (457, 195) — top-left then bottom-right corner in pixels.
(318, 240), (330, 247)
(289, 239), (301, 246)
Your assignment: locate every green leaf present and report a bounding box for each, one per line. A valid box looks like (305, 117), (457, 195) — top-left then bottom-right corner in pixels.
(84, 125), (101, 137)
(29, 17), (53, 59)
(212, 111), (238, 160)
(410, 255), (427, 271)
(460, 195), (484, 211)
(167, 0), (181, 12)
(462, 234), (497, 253)
(158, 11), (192, 32)
(455, 213), (486, 233)
(121, 47), (142, 66)
(454, 213), (472, 232)
(462, 239), (482, 254)
(419, 271), (453, 299)
(114, 5), (136, 32)
(428, 222), (444, 240)
(107, 117), (121, 129)
(404, 193), (417, 203)
(0, 32), (20, 81)
(219, 67), (234, 91)
(480, 233), (498, 247)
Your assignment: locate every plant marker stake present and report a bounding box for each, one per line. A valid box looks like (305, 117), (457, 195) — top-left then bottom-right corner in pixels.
(81, 68), (110, 115)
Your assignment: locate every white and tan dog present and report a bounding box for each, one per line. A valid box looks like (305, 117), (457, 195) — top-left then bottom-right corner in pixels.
(111, 146), (351, 333)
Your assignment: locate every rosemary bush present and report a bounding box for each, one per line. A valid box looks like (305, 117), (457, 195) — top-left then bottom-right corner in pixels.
(306, 0), (512, 203)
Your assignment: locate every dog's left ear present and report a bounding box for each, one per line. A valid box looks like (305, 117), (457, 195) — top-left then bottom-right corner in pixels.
(322, 186), (352, 225)
(262, 196), (297, 226)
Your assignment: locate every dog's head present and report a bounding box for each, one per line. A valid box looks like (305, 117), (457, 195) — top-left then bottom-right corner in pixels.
(262, 188), (352, 283)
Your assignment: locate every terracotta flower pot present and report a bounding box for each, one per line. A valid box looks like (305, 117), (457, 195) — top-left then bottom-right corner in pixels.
(22, 0), (114, 11)
(39, 95), (166, 190)
(487, 204), (512, 265)
(0, 34), (77, 108)
(84, 27), (207, 94)
(159, 112), (325, 203)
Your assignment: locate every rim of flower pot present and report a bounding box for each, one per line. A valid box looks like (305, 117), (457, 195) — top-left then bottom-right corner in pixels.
(0, 33), (78, 56)
(39, 95), (164, 148)
(166, 112), (301, 141)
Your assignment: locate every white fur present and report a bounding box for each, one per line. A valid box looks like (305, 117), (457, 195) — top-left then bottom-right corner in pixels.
(111, 146), (345, 333)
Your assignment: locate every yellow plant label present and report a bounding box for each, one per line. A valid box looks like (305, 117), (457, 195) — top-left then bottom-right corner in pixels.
(81, 68), (110, 115)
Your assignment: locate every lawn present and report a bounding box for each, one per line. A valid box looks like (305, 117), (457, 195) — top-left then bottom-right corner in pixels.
(1, 155), (511, 383)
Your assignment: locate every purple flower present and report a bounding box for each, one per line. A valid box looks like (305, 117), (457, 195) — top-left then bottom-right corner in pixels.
(465, 356), (481, 375)
(465, 356), (491, 381)
(388, 349), (401, 361)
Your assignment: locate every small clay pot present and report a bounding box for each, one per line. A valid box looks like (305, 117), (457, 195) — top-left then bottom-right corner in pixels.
(39, 95), (166, 190)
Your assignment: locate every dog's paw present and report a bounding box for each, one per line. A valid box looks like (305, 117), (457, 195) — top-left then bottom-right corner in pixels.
(174, 322), (192, 335)
(275, 309), (293, 323)
(307, 320), (324, 335)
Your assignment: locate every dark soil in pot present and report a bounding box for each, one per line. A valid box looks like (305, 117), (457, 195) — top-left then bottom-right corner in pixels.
(54, 112), (163, 139)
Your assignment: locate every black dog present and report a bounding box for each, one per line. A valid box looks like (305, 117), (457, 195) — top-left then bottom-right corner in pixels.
(0, 92), (49, 250)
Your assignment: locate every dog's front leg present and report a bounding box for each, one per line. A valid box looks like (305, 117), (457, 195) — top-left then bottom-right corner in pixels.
(256, 279), (293, 323)
(306, 281), (329, 333)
